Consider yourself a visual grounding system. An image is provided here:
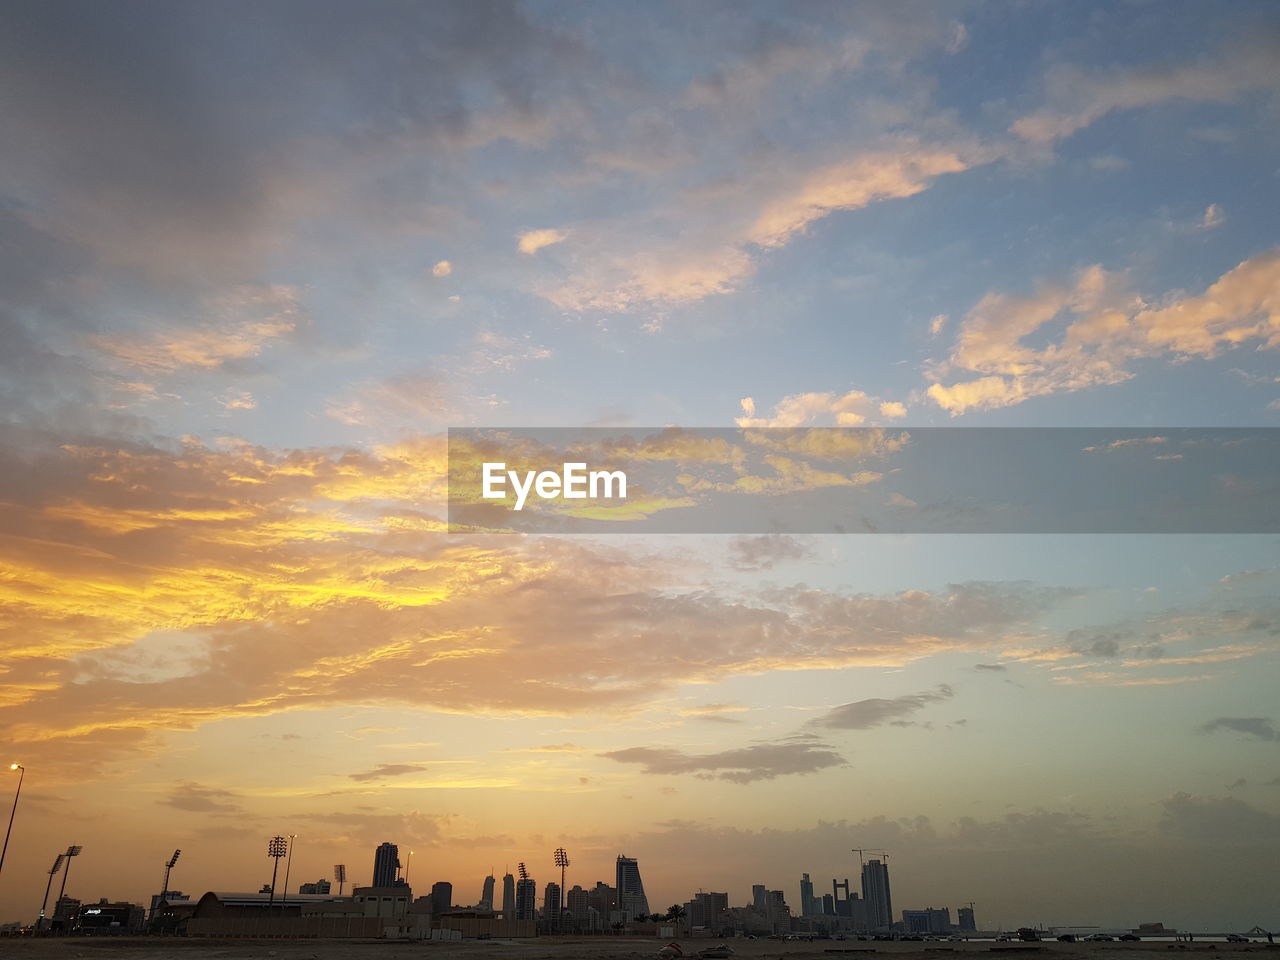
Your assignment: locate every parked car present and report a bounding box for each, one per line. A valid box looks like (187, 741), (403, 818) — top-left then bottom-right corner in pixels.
(1120, 934), (1141, 942)
(1226, 935), (1249, 943)
(1057, 934), (1078, 942)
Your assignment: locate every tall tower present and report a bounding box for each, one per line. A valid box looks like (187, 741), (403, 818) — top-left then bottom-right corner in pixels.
(480, 874), (496, 911)
(515, 863), (536, 921)
(861, 858), (893, 931)
(543, 881), (562, 931)
(615, 854), (650, 920)
(372, 842), (400, 888)
(501, 871), (515, 918)
(800, 873), (815, 916)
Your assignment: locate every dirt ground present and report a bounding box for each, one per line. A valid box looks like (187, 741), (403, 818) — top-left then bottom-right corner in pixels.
(0, 937), (1276, 960)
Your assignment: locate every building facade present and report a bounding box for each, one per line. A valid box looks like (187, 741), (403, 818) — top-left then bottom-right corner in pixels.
(372, 842), (401, 888)
(615, 855), (650, 921)
(861, 859), (893, 932)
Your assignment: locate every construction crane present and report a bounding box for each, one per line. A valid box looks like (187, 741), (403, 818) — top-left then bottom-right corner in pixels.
(852, 848), (888, 867)
(517, 861), (529, 880)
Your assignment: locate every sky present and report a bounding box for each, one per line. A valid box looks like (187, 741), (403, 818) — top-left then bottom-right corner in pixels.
(1, 0), (1279, 933)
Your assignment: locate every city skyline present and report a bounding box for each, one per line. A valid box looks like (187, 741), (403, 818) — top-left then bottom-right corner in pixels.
(2, 0), (1279, 937)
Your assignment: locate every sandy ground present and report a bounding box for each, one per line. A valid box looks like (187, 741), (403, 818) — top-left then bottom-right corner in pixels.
(0, 938), (1276, 960)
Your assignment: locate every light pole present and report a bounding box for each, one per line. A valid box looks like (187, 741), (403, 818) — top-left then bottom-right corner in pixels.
(152, 849), (181, 921)
(404, 850), (414, 887)
(553, 848), (569, 933)
(37, 853), (66, 930)
(0, 763), (24, 879)
(54, 845), (82, 931)
(281, 835), (297, 912)
(267, 836), (287, 906)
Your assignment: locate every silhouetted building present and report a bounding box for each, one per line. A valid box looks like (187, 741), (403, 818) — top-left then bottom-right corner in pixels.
(588, 881), (617, 923)
(861, 859), (892, 931)
(372, 842), (401, 888)
(615, 855), (649, 920)
(567, 884), (592, 931)
(689, 891), (729, 930)
(501, 872), (515, 918)
(800, 874), (817, 916)
(958, 906), (976, 931)
(299, 879), (331, 895)
(752, 884), (767, 911)
(515, 876), (536, 921)
(821, 893), (835, 915)
(479, 875), (495, 911)
(544, 881), (561, 930)
(903, 907), (951, 934)
(430, 881), (453, 916)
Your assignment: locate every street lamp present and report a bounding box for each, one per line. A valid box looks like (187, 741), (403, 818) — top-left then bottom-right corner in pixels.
(281, 835), (297, 912)
(0, 763), (24, 879)
(404, 850), (414, 886)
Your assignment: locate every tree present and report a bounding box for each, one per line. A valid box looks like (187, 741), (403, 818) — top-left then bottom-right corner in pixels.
(666, 904), (688, 926)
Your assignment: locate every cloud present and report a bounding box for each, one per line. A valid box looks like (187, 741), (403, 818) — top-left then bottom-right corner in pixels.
(973, 662), (1006, 672)
(748, 146), (980, 249)
(349, 762), (432, 782)
(546, 137), (995, 315)
(1158, 792), (1280, 844)
(517, 228), (568, 255)
(600, 740), (847, 784)
(727, 534), (812, 571)
(326, 369), (455, 427)
(432, 260), (453, 277)
(162, 780), (243, 814)
(736, 389), (906, 427)
(1200, 717), (1277, 742)
(219, 389), (257, 411)
(811, 684), (954, 730)
(1201, 204), (1225, 230)
(1011, 40), (1280, 144)
(89, 286), (301, 373)
(928, 250), (1280, 414)
(0, 429), (1066, 762)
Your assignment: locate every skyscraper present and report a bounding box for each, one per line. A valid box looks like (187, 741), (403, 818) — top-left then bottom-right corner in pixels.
(430, 881), (452, 916)
(958, 906), (976, 932)
(543, 881), (562, 930)
(615, 855), (649, 920)
(800, 873), (816, 916)
(566, 884), (591, 931)
(479, 874), (495, 911)
(752, 884), (767, 911)
(501, 872), (515, 919)
(861, 858), (892, 931)
(372, 842), (400, 888)
(515, 876), (536, 921)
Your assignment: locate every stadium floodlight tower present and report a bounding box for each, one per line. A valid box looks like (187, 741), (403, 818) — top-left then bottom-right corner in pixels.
(267, 836), (288, 906)
(553, 848), (569, 920)
(153, 849), (181, 920)
(334, 863), (347, 896)
(55, 844), (83, 922)
(38, 853), (66, 930)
